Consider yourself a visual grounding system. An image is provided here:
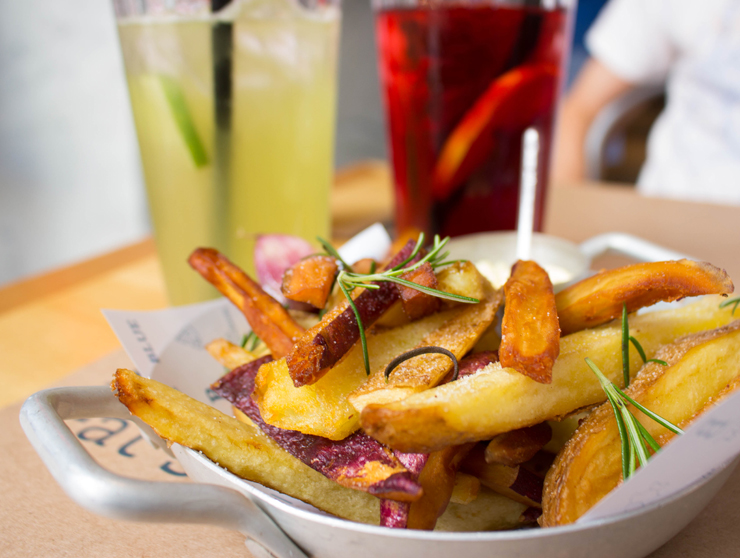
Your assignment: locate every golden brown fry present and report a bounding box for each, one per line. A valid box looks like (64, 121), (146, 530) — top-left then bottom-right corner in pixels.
(436, 261), (486, 306)
(360, 296), (737, 453)
(111, 369), (379, 524)
(398, 262), (441, 320)
(205, 338), (257, 370)
(450, 472), (480, 505)
(485, 423), (553, 467)
(461, 446), (543, 508)
(407, 444), (474, 530)
(281, 255), (338, 309)
(542, 320), (740, 526)
(500, 260), (560, 383)
(253, 310), (455, 440)
(189, 248), (304, 358)
(349, 281), (503, 413)
(556, 259), (734, 335)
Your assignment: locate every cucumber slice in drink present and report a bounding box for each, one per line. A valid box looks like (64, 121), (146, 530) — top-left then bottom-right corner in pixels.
(159, 75), (209, 168)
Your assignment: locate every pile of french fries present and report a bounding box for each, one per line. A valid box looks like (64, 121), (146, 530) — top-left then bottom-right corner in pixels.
(113, 234), (740, 530)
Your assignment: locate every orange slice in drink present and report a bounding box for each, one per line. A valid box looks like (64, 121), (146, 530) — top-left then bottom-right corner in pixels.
(432, 63), (558, 201)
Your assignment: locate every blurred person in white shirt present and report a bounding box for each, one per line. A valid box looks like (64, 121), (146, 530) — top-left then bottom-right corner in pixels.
(553, 0), (740, 205)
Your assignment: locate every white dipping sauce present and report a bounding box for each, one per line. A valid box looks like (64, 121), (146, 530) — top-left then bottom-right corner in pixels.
(475, 259), (574, 289)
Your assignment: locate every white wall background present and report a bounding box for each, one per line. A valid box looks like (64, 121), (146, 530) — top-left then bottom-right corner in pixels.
(0, 0), (386, 286)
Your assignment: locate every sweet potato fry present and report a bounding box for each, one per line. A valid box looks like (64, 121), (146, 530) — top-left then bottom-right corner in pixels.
(485, 422), (552, 467)
(461, 446), (544, 508)
(285, 240), (418, 387)
(213, 357), (422, 502)
(541, 320), (740, 526)
(556, 259), (734, 335)
(380, 445), (473, 530)
(397, 262), (441, 320)
(500, 260), (560, 384)
(349, 282), (503, 413)
(111, 369), (379, 524)
(189, 248), (304, 358)
(360, 296), (737, 453)
(281, 255), (338, 309)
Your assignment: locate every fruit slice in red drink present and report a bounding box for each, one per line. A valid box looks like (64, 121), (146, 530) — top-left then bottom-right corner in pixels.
(432, 63), (559, 201)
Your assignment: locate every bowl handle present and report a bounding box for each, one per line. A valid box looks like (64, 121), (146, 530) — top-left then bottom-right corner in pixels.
(579, 232), (690, 263)
(19, 385), (309, 558)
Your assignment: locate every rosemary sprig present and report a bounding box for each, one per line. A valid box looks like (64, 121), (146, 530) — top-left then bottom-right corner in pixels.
(620, 303), (668, 387)
(241, 331), (261, 351)
(317, 233), (479, 375)
(586, 358), (683, 479)
(720, 296), (740, 315)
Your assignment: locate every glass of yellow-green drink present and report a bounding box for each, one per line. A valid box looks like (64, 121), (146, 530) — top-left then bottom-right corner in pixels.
(113, 0), (341, 304)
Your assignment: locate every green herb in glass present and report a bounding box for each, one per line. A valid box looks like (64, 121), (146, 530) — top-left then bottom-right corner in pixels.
(317, 233), (479, 375)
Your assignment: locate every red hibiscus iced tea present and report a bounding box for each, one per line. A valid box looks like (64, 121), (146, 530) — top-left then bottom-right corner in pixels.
(375, 0), (572, 237)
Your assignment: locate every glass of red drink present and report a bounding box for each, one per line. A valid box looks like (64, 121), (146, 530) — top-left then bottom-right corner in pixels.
(374, 0), (575, 238)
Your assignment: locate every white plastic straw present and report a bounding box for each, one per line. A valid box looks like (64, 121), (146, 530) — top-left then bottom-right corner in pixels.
(516, 127), (540, 261)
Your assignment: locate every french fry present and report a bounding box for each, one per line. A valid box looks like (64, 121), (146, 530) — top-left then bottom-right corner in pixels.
(349, 282), (503, 413)
(500, 260), (560, 384)
(254, 310), (456, 440)
(380, 445), (473, 530)
(435, 261), (486, 304)
(360, 296), (737, 453)
(205, 338), (257, 370)
(461, 446), (543, 508)
(485, 423), (552, 467)
(398, 262), (441, 320)
(450, 472), (481, 505)
(189, 248), (305, 358)
(213, 358), (423, 502)
(556, 259), (734, 335)
(541, 320), (740, 526)
(281, 255), (338, 308)
(285, 240), (418, 387)
(111, 368), (380, 524)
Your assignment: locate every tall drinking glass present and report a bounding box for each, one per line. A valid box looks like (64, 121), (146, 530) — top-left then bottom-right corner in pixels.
(113, 0), (341, 304)
(374, 0), (574, 238)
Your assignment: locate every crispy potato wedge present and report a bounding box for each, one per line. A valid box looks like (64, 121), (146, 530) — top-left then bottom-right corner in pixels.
(205, 338), (257, 370)
(281, 255), (338, 309)
(111, 369), (379, 524)
(500, 260), (560, 384)
(254, 310), (456, 440)
(349, 282), (503, 413)
(556, 259), (734, 335)
(541, 320), (740, 526)
(361, 296), (737, 453)
(189, 248), (305, 358)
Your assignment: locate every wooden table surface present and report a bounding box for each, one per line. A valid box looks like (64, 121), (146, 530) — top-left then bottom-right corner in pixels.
(1, 162), (739, 408)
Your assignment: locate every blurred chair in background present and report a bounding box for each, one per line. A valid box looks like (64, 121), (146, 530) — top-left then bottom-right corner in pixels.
(553, 0), (740, 206)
